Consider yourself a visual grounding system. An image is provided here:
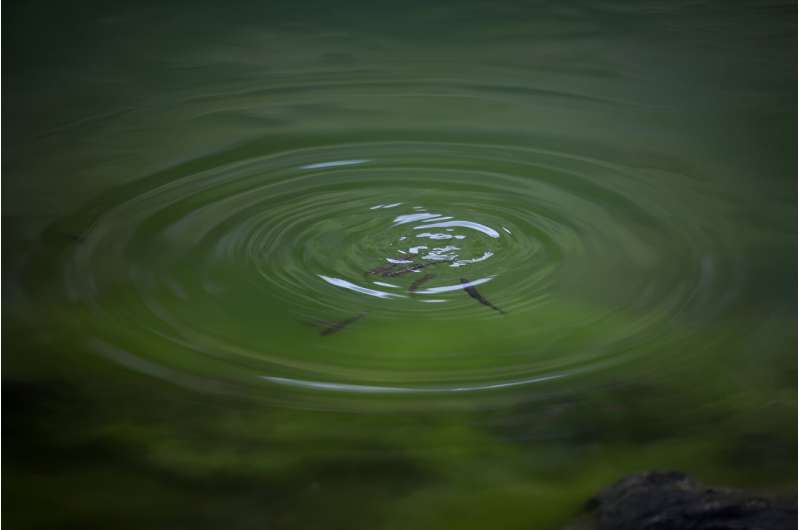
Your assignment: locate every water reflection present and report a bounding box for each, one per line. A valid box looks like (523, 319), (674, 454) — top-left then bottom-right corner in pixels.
(416, 276), (493, 295)
(414, 219), (500, 238)
(260, 371), (571, 394)
(318, 275), (405, 299)
(301, 159), (368, 169)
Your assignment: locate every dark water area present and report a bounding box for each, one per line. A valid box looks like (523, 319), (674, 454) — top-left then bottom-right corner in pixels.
(3, 1), (797, 528)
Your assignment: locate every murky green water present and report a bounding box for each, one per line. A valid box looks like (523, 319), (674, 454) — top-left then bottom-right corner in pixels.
(4, 1), (796, 528)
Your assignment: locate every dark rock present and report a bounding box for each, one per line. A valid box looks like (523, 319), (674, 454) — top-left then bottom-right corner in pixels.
(562, 471), (797, 530)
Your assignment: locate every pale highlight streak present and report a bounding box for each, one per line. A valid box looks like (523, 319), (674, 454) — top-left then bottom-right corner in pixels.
(260, 372), (570, 394)
(301, 159), (368, 169)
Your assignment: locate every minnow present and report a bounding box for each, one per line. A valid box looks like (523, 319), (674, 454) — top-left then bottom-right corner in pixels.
(369, 257), (453, 277)
(408, 273), (435, 293)
(460, 278), (506, 315)
(367, 263), (400, 276)
(384, 262), (435, 277)
(366, 256), (413, 276)
(318, 313), (365, 336)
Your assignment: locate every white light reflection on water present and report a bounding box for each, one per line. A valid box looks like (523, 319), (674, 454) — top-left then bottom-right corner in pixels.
(415, 232), (464, 240)
(300, 159), (368, 169)
(450, 251), (494, 267)
(415, 276), (494, 295)
(260, 372), (570, 394)
(393, 212), (450, 225)
(414, 220), (500, 238)
(319, 275), (406, 299)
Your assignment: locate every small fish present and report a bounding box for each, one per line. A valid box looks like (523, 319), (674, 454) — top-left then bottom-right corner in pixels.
(367, 263), (401, 276)
(368, 257), (453, 277)
(408, 273), (435, 293)
(460, 278), (506, 315)
(384, 261), (442, 277)
(384, 262), (433, 277)
(318, 313), (365, 336)
(366, 255), (412, 276)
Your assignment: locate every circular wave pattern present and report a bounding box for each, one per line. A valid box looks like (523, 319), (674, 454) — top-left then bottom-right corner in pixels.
(44, 140), (742, 405)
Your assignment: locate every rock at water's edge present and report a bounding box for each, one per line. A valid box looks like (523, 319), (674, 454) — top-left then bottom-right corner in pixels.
(561, 471), (797, 530)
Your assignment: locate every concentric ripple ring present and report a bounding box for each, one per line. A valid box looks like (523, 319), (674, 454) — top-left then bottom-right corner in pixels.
(36, 140), (744, 406)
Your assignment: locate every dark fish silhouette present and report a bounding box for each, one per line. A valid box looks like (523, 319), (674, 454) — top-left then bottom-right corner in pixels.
(408, 273), (435, 293)
(368, 257), (455, 278)
(460, 278), (506, 315)
(384, 262), (435, 277)
(366, 255), (414, 276)
(367, 262), (403, 276)
(318, 313), (366, 336)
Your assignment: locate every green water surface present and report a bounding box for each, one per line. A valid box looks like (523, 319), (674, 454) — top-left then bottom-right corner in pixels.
(3, 1), (797, 529)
